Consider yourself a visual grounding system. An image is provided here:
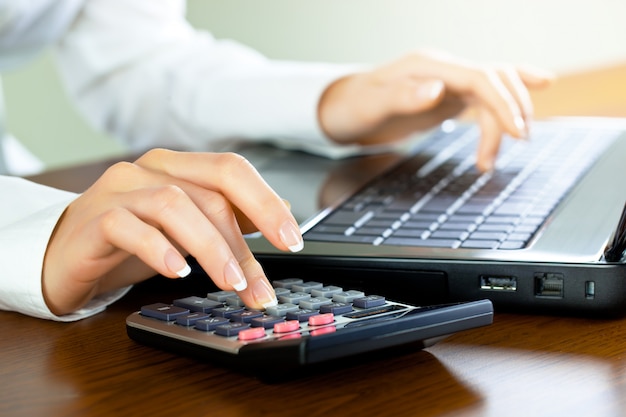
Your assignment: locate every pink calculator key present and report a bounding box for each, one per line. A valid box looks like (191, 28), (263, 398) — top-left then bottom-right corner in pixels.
(311, 326), (336, 337)
(308, 313), (334, 326)
(278, 333), (302, 340)
(273, 320), (300, 334)
(238, 327), (266, 341)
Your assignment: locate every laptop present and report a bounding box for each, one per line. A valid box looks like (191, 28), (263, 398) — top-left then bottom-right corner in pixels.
(238, 117), (626, 316)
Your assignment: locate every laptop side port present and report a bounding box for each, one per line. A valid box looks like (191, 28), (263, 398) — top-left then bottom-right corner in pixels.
(534, 273), (564, 298)
(480, 276), (517, 291)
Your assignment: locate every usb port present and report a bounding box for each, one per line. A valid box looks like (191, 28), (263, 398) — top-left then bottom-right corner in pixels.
(480, 276), (517, 291)
(534, 273), (564, 298)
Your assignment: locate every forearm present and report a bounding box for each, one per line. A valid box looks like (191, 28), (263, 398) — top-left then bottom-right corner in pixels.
(54, 0), (358, 154)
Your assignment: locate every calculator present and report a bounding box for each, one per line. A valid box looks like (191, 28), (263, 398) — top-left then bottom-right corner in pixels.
(126, 278), (493, 375)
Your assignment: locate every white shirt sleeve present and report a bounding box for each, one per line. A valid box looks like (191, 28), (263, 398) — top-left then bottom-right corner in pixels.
(53, 0), (364, 157)
(0, 176), (130, 321)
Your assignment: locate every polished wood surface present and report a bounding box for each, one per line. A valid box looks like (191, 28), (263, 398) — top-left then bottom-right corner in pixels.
(5, 63), (626, 417)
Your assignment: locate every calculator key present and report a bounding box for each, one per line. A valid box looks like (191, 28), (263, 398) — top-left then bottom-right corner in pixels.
(298, 297), (332, 310)
(308, 313), (334, 326)
(291, 281), (323, 293)
(310, 286), (343, 297)
(194, 316), (230, 331)
(353, 295), (386, 309)
(141, 303), (189, 321)
(272, 278), (303, 289)
(273, 320), (300, 334)
(285, 309), (319, 322)
(230, 310), (264, 323)
(251, 315), (285, 329)
(225, 295), (245, 307)
(273, 287), (291, 297)
(266, 303), (299, 317)
(238, 327), (267, 341)
(206, 290), (237, 302)
(278, 292), (311, 304)
(319, 302), (353, 315)
(176, 312), (211, 326)
(332, 290), (365, 303)
(310, 326), (337, 337)
(215, 322), (250, 337)
(173, 296), (222, 313)
(278, 333), (302, 340)
(212, 305), (245, 318)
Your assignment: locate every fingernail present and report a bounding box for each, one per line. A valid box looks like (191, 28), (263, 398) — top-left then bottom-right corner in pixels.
(224, 259), (247, 291)
(514, 116), (527, 137)
(279, 221), (304, 252)
(164, 249), (191, 278)
(416, 80), (444, 101)
(251, 279), (278, 309)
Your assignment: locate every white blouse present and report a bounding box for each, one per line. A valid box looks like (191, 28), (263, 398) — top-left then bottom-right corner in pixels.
(0, 0), (356, 320)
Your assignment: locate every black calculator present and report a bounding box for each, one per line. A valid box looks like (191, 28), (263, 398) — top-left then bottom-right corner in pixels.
(126, 278), (493, 375)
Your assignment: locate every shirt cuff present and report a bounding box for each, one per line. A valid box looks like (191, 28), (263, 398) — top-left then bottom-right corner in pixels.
(0, 197), (129, 321)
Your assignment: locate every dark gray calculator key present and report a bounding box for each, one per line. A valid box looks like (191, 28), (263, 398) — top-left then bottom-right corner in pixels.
(299, 297), (332, 310)
(230, 310), (264, 323)
(172, 296), (222, 313)
(212, 305), (245, 318)
(353, 295), (386, 309)
(266, 303), (300, 317)
(141, 303), (189, 321)
(176, 312), (211, 326)
(320, 302), (353, 315)
(214, 322), (251, 337)
(278, 292), (311, 304)
(332, 290), (365, 303)
(291, 281), (324, 293)
(225, 295), (245, 307)
(311, 286), (343, 298)
(194, 316), (230, 331)
(286, 309), (320, 322)
(206, 290), (236, 302)
(250, 315), (285, 329)
(272, 278), (303, 289)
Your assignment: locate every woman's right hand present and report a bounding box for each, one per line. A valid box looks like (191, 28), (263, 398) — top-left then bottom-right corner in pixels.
(42, 149), (303, 316)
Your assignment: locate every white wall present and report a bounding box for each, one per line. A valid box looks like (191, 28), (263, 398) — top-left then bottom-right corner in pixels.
(5, 0), (626, 169)
(188, 0), (626, 72)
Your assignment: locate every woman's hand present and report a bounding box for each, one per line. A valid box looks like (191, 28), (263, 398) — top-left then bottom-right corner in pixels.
(42, 149), (303, 316)
(318, 49), (553, 172)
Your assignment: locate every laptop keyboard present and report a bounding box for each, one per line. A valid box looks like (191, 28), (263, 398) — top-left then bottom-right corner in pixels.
(304, 122), (619, 250)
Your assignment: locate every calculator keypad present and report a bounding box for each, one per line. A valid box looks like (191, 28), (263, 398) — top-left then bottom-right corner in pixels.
(138, 278), (404, 342)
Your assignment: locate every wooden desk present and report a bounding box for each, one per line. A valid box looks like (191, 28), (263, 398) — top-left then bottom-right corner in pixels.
(4, 63), (626, 417)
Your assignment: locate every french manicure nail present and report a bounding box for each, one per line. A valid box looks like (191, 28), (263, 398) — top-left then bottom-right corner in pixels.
(416, 80), (444, 101)
(251, 279), (278, 309)
(279, 221), (304, 252)
(514, 116), (527, 137)
(224, 259), (247, 291)
(164, 249), (191, 278)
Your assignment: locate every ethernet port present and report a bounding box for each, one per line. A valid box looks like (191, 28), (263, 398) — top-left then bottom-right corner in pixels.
(534, 273), (564, 298)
